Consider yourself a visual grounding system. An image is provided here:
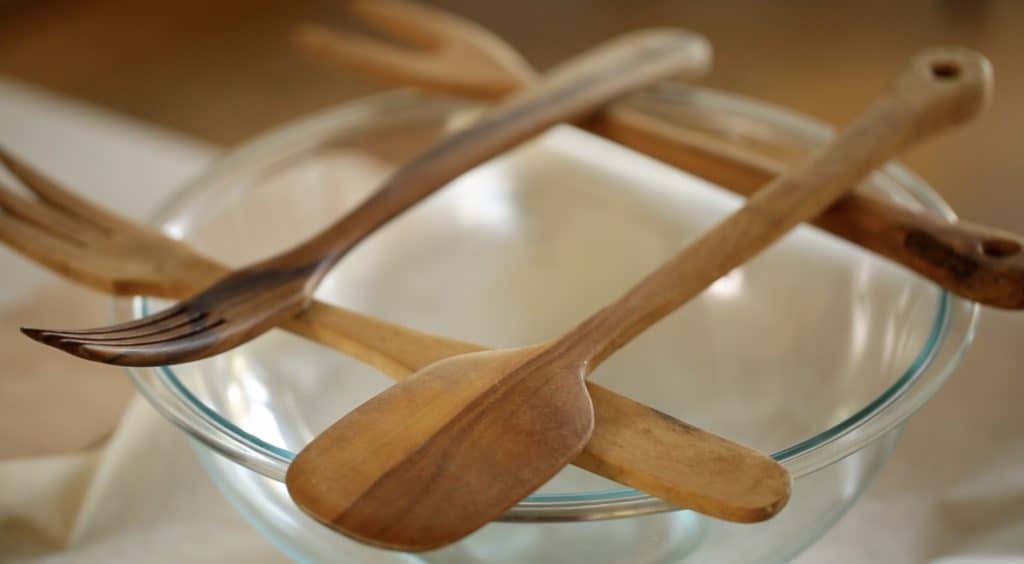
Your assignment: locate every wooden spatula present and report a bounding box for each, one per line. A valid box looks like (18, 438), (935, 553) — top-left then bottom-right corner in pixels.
(286, 47), (992, 551)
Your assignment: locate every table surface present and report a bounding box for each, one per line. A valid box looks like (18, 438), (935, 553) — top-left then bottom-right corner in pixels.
(0, 2), (1022, 562)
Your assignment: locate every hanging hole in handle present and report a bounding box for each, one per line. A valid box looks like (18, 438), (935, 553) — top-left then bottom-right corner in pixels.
(981, 237), (1022, 258)
(930, 61), (962, 81)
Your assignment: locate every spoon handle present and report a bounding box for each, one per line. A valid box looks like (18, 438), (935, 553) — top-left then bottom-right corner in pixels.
(588, 109), (1024, 309)
(272, 30), (711, 285)
(563, 48), (992, 369)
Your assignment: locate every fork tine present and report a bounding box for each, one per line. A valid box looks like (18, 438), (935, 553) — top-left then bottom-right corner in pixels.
(295, 24), (433, 79)
(346, 0), (448, 48)
(27, 307), (202, 343)
(297, 0), (533, 99)
(50, 321), (225, 367)
(0, 209), (97, 271)
(44, 316), (218, 348)
(0, 147), (128, 233)
(295, 23), (521, 100)
(0, 180), (96, 245)
(22, 266), (307, 365)
(348, 0), (534, 83)
(22, 304), (187, 342)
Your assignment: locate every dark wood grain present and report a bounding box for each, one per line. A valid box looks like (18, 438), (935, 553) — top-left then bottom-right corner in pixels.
(21, 30), (712, 366)
(286, 49), (991, 551)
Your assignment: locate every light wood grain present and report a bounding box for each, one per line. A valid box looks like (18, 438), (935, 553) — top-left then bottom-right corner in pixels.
(297, 0), (1024, 309)
(285, 49), (992, 551)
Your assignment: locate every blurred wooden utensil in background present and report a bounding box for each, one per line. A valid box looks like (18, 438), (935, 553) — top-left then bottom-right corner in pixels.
(297, 0), (1024, 309)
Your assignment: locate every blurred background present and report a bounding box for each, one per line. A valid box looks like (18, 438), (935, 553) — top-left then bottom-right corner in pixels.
(1, 1), (1021, 562)
(0, 0), (1020, 231)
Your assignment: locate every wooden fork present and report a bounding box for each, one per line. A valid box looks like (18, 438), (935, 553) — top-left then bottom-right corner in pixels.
(296, 0), (537, 99)
(22, 30), (712, 366)
(296, 0), (1024, 309)
(0, 148), (789, 523)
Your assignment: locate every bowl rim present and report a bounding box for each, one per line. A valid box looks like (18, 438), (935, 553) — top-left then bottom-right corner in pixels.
(123, 85), (979, 521)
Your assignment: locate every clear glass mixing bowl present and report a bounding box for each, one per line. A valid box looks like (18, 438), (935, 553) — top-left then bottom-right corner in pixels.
(122, 85), (977, 563)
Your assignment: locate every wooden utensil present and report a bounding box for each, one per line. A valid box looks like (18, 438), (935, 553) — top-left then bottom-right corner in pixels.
(297, 0), (1024, 309)
(295, 0), (536, 99)
(286, 48), (992, 551)
(22, 30), (712, 366)
(0, 146), (789, 523)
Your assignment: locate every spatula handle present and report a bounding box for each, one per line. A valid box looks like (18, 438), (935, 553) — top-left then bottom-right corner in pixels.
(566, 48), (993, 369)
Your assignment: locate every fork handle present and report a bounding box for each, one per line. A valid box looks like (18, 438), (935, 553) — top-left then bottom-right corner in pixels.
(271, 30), (711, 290)
(559, 48), (992, 369)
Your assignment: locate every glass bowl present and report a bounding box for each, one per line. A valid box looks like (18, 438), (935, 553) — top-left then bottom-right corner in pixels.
(122, 85), (977, 563)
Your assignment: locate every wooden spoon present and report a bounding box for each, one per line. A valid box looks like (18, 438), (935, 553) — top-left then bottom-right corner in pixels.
(286, 48), (992, 551)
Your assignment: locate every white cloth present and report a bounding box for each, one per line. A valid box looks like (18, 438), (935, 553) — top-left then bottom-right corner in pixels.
(0, 75), (213, 459)
(0, 399), (286, 564)
(0, 77), (283, 563)
(1, 77), (1022, 563)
